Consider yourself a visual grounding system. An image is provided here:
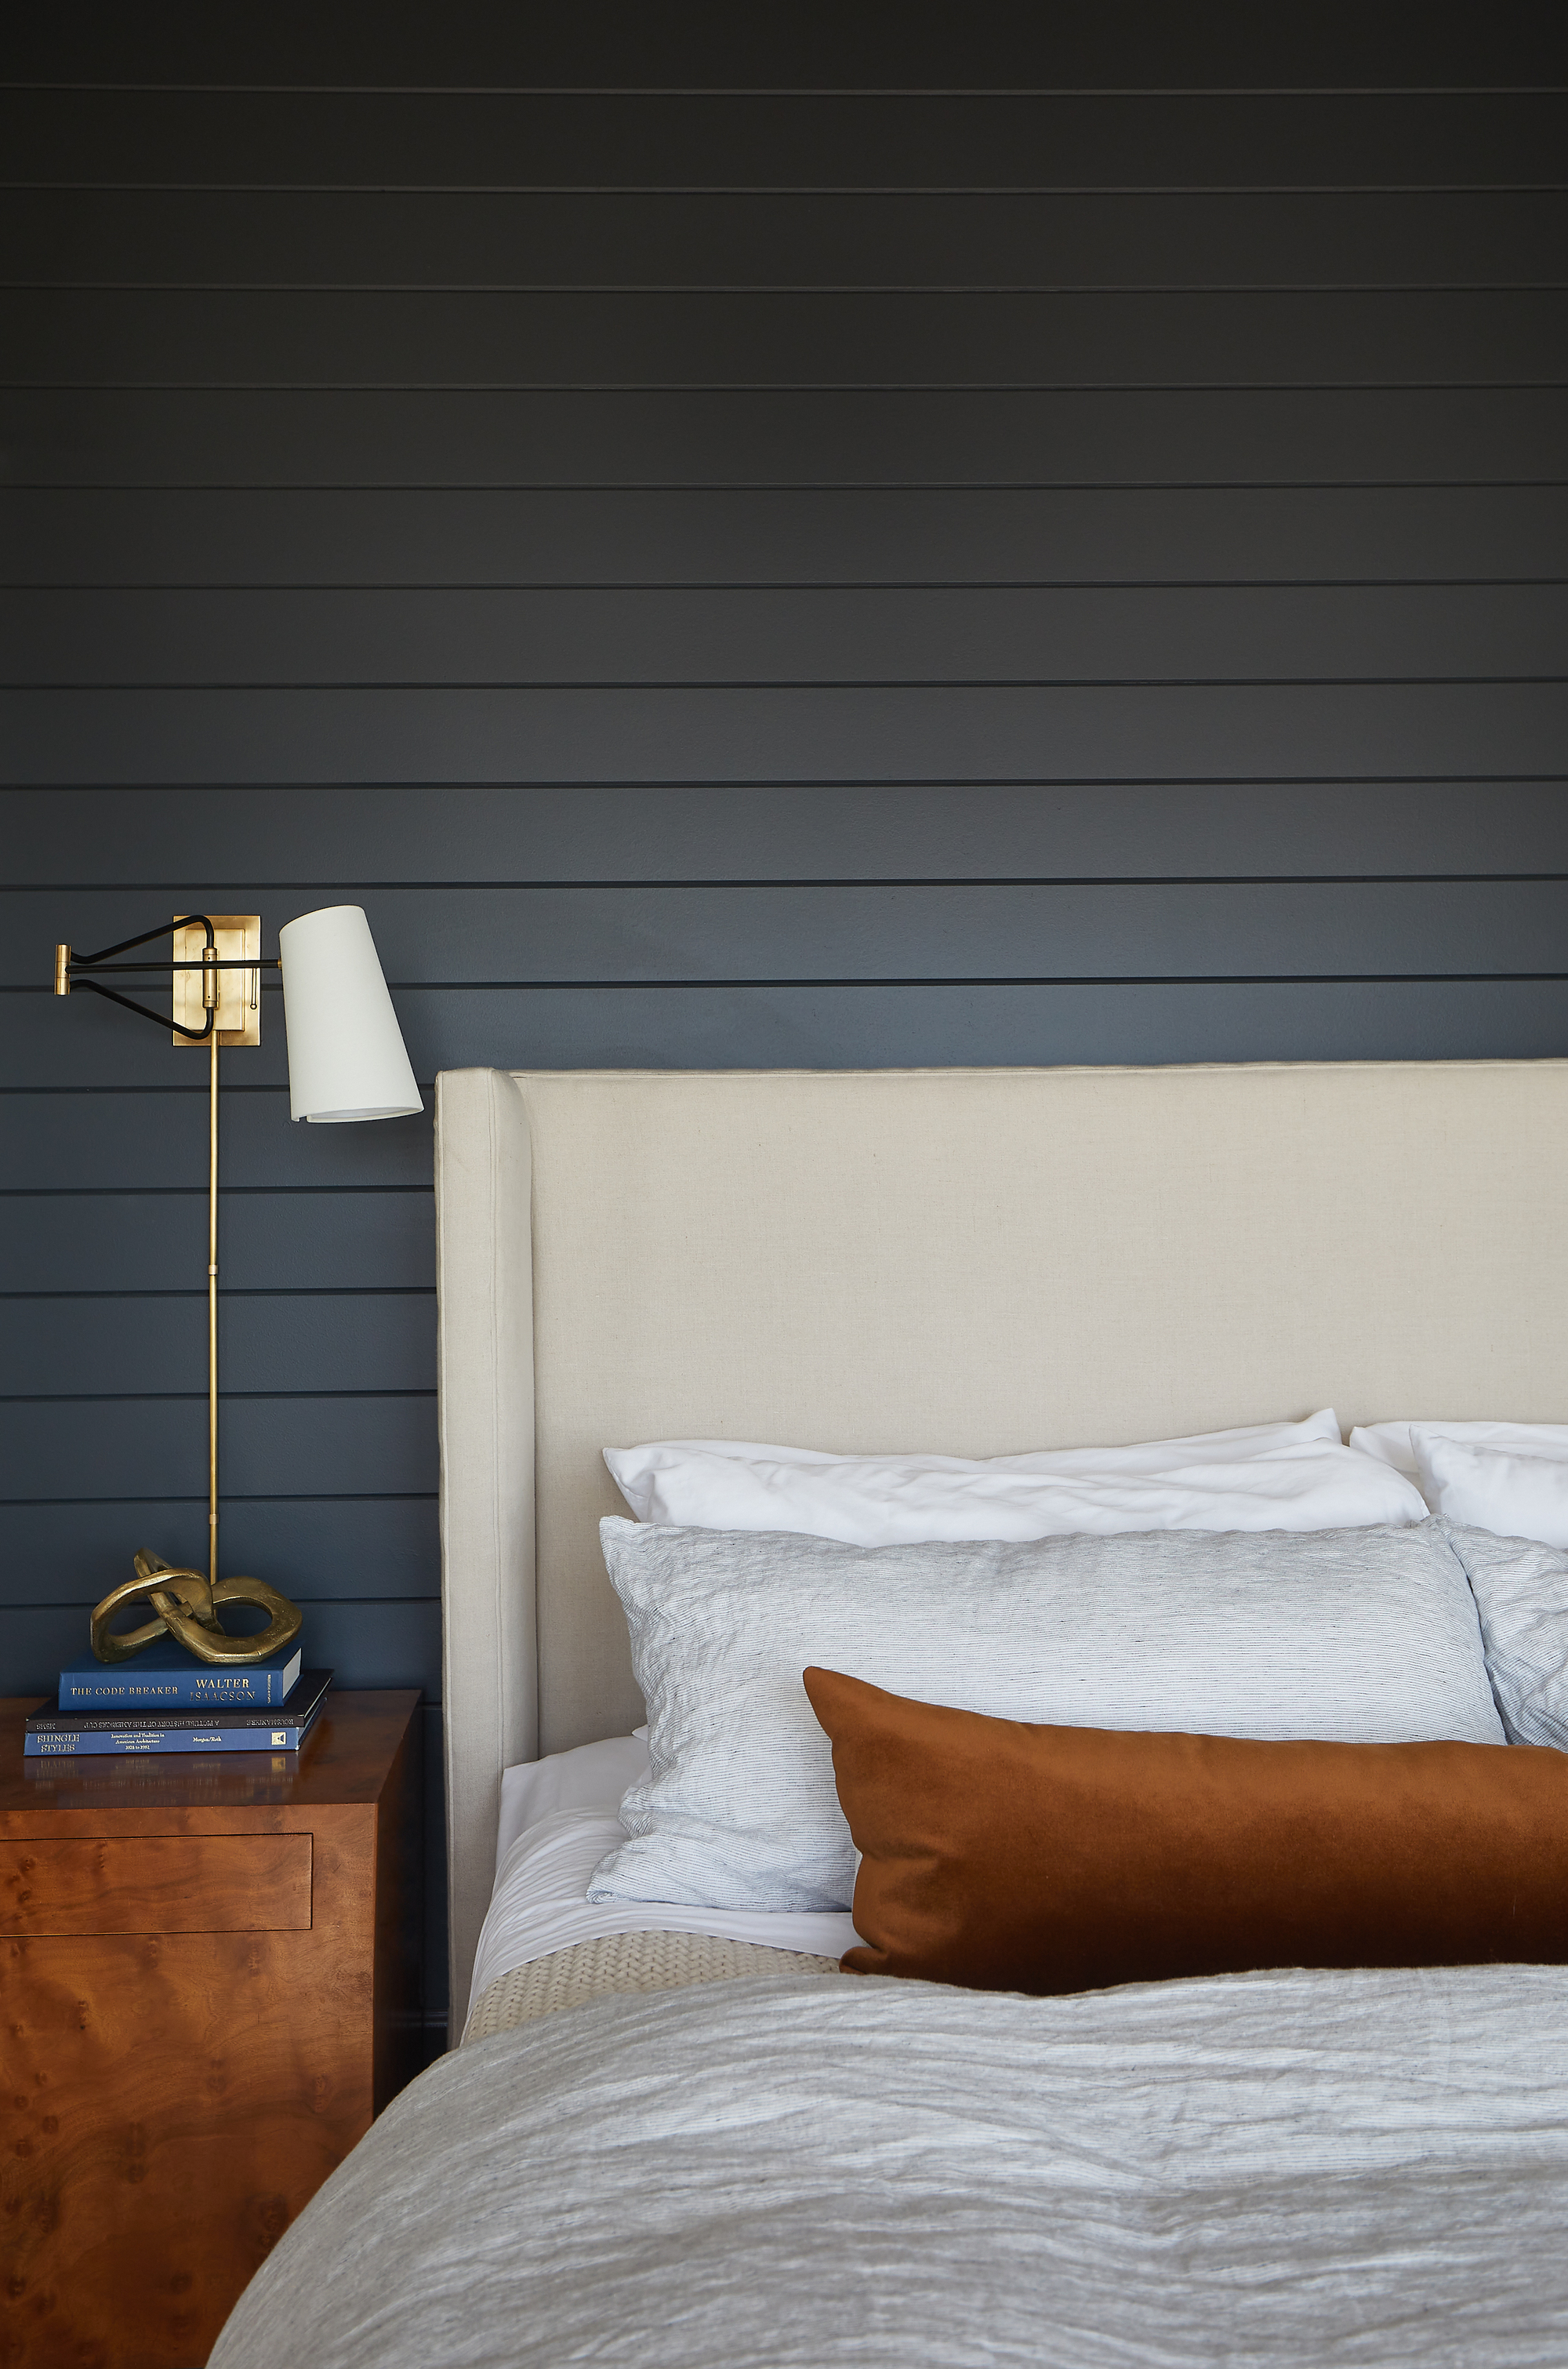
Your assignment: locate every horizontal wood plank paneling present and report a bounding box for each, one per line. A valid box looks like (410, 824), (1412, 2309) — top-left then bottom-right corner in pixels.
(2, 1498), (438, 1610)
(0, 1190), (434, 1288)
(339, 980), (1568, 1066)
(8, 90), (1566, 187)
(7, 38), (1563, 2034)
(6, 784), (1568, 881)
(0, 1395), (437, 1502)
(0, 1291), (435, 1395)
(9, 881), (1568, 992)
(7, 683), (1563, 785)
(9, 2), (1566, 87)
(8, 389), (1565, 487)
(9, 190), (1568, 289)
(11, 488), (1563, 583)
(14, 289), (1567, 386)
(11, 584), (1564, 684)
(0, 1088), (433, 1190)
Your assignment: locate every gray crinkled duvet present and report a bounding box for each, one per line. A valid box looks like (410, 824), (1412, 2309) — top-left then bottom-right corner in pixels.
(211, 1964), (1568, 2369)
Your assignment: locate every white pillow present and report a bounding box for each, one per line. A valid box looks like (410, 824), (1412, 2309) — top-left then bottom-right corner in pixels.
(1416, 1436), (1568, 1547)
(604, 1411), (1427, 1546)
(1438, 1519), (1568, 1746)
(495, 1732), (651, 1872)
(588, 1517), (1504, 1914)
(1350, 1419), (1568, 1488)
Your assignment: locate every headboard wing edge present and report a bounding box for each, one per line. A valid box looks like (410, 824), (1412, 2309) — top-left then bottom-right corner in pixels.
(435, 1066), (537, 2040)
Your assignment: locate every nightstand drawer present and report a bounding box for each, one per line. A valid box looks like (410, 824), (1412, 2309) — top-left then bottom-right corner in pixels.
(1, 1832), (312, 1934)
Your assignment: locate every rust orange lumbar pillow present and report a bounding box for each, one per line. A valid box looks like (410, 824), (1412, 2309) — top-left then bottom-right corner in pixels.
(801, 1665), (1568, 1994)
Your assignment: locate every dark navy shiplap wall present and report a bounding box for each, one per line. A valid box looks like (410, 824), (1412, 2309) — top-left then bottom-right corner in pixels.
(4, 4), (1565, 2037)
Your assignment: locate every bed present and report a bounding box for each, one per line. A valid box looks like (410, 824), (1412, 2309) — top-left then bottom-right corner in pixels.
(210, 1060), (1568, 2368)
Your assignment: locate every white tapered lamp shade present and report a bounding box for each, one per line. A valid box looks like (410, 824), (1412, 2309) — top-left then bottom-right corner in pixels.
(278, 905), (423, 1122)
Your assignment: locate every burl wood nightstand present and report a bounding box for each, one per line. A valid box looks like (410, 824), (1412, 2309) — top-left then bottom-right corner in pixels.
(0, 1689), (422, 2369)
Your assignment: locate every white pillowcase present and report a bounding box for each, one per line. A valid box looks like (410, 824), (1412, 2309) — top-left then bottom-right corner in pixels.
(495, 1731), (651, 1873)
(1350, 1419), (1568, 1487)
(1438, 1520), (1568, 1746)
(589, 1516), (1504, 1914)
(1416, 1437), (1568, 1548)
(604, 1410), (1427, 1546)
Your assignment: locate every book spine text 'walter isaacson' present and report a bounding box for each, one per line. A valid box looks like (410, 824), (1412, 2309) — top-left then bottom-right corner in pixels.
(57, 1641), (304, 1711)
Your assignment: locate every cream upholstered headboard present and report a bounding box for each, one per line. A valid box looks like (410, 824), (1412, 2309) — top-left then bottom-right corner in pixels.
(434, 1059), (1568, 2031)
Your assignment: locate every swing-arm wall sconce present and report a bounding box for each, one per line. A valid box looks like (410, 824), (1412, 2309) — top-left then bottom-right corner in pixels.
(52, 905), (422, 1665)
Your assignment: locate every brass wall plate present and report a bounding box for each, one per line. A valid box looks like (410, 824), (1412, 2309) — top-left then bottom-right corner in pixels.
(171, 914), (263, 1047)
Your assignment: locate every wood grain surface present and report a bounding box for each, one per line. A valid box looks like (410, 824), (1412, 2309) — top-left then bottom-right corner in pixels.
(0, 1692), (420, 2369)
(0, 1833), (312, 1937)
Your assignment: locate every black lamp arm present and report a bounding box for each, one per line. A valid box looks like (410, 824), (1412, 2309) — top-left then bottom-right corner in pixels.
(74, 976), (215, 1039)
(71, 914), (216, 967)
(59, 915), (280, 1040)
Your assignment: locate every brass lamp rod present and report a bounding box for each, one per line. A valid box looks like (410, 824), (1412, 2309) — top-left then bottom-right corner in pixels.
(56, 911), (304, 1666)
(207, 1022), (219, 1585)
(55, 915), (278, 1590)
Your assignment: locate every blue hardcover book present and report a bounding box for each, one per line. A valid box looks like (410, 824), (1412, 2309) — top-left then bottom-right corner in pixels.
(26, 1672), (331, 1757)
(58, 1636), (303, 1711)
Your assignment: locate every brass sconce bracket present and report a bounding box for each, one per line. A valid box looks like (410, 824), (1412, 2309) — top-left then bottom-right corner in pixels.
(171, 915), (263, 1046)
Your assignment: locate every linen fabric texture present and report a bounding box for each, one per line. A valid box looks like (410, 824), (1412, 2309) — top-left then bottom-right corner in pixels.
(209, 1967), (1568, 2369)
(1441, 1520), (1568, 1746)
(805, 1667), (1568, 1995)
(590, 1517), (1504, 1914)
(604, 1409), (1428, 1546)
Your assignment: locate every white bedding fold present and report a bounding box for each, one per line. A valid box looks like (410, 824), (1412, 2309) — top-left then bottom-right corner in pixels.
(469, 1804), (859, 2015)
(214, 1963), (1568, 2369)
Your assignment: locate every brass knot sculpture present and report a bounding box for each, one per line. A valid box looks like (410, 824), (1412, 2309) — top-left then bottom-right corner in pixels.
(91, 1550), (303, 1666)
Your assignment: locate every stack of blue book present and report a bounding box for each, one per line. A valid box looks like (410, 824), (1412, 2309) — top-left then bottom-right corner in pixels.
(26, 1640), (332, 1757)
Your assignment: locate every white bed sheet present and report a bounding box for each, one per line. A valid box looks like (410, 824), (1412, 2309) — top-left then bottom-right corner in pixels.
(469, 1732), (859, 2018)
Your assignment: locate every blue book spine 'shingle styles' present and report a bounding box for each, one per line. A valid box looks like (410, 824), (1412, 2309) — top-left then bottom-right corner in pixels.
(57, 1641), (304, 1711)
(26, 1720), (318, 1757)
